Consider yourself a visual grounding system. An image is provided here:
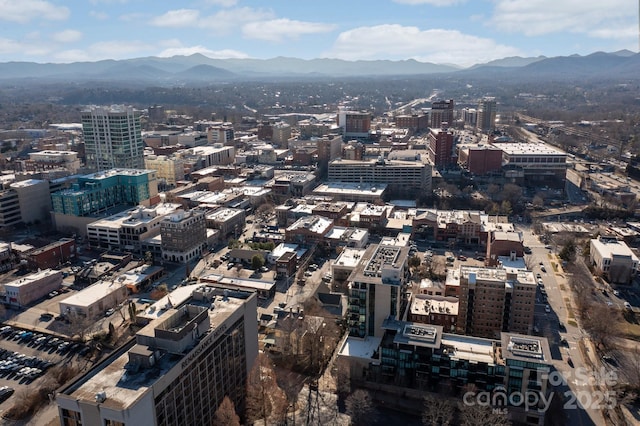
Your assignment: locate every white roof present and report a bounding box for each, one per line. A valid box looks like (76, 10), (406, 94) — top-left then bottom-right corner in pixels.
(592, 238), (639, 260)
(60, 279), (127, 308)
(339, 336), (381, 359)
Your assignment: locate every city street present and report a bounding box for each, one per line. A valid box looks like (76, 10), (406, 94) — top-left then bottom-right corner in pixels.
(519, 224), (604, 425)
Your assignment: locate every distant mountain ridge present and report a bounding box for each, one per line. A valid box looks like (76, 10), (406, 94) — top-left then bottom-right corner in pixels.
(0, 51), (638, 83)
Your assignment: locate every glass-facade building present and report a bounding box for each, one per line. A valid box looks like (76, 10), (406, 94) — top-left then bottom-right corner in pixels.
(51, 169), (157, 216)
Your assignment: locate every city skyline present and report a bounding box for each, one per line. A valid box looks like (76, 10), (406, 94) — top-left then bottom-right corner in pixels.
(0, 0), (636, 67)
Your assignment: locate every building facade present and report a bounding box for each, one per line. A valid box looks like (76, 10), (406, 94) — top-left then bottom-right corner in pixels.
(477, 98), (497, 133)
(590, 236), (640, 284)
(82, 105), (144, 171)
(160, 208), (207, 263)
(56, 286), (258, 426)
(328, 158), (432, 194)
(427, 128), (455, 168)
(430, 99), (455, 129)
(457, 266), (536, 338)
(2, 269), (62, 307)
(347, 244), (410, 338)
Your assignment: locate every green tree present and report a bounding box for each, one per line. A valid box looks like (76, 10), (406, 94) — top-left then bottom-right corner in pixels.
(500, 200), (512, 216)
(251, 254), (265, 270)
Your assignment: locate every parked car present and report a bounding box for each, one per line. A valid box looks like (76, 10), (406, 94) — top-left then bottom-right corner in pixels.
(545, 305), (551, 313)
(0, 386), (14, 402)
(105, 308), (115, 317)
(540, 266), (547, 272)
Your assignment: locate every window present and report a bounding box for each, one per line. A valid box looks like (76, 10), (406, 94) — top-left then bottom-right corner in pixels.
(105, 421), (125, 426)
(61, 409), (83, 426)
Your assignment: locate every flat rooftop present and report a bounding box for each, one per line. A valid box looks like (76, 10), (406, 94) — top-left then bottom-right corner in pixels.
(440, 333), (496, 364)
(339, 336), (381, 359)
(5, 269), (61, 288)
(64, 286), (251, 410)
(492, 142), (567, 156)
(333, 248), (366, 269)
(411, 295), (459, 316)
(60, 279), (126, 307)
(312, 182), (387, 196)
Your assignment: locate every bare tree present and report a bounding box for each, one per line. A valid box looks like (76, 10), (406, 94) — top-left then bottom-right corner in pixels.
(213, 396), (241, 426)
(422, 394), (454, 426)
(245, 353), (286, 424)
(457, 402), (511, 426)
(345, 389), (375, 426)
(584, 303), (622, 351)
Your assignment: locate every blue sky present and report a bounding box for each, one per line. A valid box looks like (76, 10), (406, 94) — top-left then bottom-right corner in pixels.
(0, 0), (637, 67)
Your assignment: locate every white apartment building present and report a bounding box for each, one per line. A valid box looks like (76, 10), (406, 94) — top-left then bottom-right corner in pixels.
(590, 236), (639, 284)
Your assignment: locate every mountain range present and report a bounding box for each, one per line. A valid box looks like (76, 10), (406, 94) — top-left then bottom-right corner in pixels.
(0, 50), (637, 84)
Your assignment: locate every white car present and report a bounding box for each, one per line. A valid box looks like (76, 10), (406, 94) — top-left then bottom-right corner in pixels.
(545, 305), (551, 313)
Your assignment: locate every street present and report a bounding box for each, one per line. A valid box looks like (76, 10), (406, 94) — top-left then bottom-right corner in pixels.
(519, 224), (604, 425)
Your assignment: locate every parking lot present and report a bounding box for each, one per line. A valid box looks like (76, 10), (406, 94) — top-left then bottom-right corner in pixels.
(0, 324), (92, 416)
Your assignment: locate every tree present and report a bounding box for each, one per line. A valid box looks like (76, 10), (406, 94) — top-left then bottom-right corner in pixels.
(144, 251), (153, 265)
(499, 200), (512, 216)
(213, 396), (241, 426)
(584, 303), (622, 351)
(150, 283), (168, 300)
(246, 353), (286, 424)
(559, 238), (576, 262)
(422, 394), (454, 426)
(408, 255), (422, 270)
(345, 389), (375, 426)
(457, 402), (511, 426)
(127, 301), (138, 323)
(251, 254), (265, 270)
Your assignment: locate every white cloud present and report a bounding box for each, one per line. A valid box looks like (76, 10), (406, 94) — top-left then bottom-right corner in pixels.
(242, 19), (336, 42)
(150, 7), (274, 34)
(54, 49), (92, 63)
(150, 9), (200, 28)
(202, 0), (238, 6)
(393, 0), (466, 5)
(89, 40), (153, 59)
(324, 24), (521, 67)
(89, 10), (109, 20)
(52, 30), (83, 44)
(158, 45), (249, 59)
(119, 13), (148, 22)
(489, 0), (632, 37)
(0, 0), (69, 23)
(0, 37), (50, 57)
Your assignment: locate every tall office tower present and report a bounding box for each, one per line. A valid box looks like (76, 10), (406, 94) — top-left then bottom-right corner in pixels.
(82, 105), (144, 171)
(429, 99), (454, 129)
(477, 97), (497, 133)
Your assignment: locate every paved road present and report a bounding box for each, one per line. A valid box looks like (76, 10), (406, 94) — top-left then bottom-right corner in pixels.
(520, 224), (605, 425)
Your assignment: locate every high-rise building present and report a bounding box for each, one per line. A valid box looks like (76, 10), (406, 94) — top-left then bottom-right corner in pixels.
(337, 110), (371, 139)
(477, 97), (497, 133)
(427, 127), (456, 168)
(82, 105), (144, 171)
(56, 285), (258, 426)
(160, 208), (207, 264)
(430, 99), (455, 129)
(347, 244), (410, 338)
(457, 266), (536, 338)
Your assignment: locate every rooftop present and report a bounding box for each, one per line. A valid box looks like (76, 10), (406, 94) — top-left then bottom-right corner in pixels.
(339, 336), (381, 359)
(440, 333), (496, 364)
(63, 285), (253, 410)
(492, 142), (566, 156)
(4, 269), (62, 289)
